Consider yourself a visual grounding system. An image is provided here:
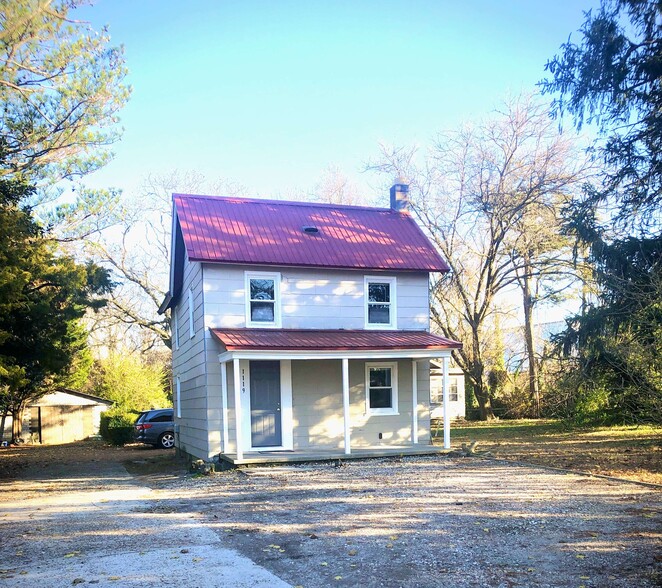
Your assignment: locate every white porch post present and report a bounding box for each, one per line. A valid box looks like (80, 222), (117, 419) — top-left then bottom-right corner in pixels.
(342, 358), (351, 455)
(233, 358), (243, 461)
(411, 360), (418, 445)
(220, 361), (229, 453)
(442, 356), (451, 449)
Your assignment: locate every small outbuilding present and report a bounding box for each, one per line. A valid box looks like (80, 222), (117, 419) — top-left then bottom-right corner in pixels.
(27, 389), (112, 444)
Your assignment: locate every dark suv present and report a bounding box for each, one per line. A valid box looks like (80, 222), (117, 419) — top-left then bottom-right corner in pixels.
(134, 409), (175, 449)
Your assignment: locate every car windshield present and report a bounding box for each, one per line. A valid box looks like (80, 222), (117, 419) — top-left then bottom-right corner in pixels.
(134, 412), (148, 424)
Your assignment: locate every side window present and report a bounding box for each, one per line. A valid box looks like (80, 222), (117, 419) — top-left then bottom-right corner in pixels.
(172, 310), (179, 350)
(431, 376), (459, 403)
(365, 362), (398, 415)
(149, 413), (173, 423)
(175, 376), (181, 419)
(449, 377), (459, 402)
(364, 276), (396, 329)
(188, 289), (195, 337)
(245, 272), (281, 327)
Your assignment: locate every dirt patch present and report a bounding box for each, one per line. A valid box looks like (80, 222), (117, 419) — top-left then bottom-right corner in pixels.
(1, 442), (660, 587)
(0, 439), (181, 480)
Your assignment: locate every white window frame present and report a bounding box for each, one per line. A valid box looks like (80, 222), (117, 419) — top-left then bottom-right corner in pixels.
(245, 271), (281, 328)
(365, 361), (399, 416)
(188, 288), (195, 338)
(364, 276), (397, 329)
(172, 309), (179, 350)
(175, 375), (181, 418)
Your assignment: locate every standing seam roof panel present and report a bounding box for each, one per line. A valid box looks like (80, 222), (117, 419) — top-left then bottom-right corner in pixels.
(173, 194), (450, 272)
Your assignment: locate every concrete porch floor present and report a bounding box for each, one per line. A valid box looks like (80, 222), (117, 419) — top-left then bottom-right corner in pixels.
(218, 444), (448, 466)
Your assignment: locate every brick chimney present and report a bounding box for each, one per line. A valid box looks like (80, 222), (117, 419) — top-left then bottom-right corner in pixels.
(390, 181), (410, 212)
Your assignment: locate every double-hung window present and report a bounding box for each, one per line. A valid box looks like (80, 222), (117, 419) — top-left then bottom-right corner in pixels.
(364, 276), (396, 329)
(245, 272), (281, 327)
(366, 362), (398, 415)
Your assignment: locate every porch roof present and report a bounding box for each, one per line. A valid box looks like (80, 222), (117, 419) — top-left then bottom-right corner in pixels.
(210, 328), (462, 352)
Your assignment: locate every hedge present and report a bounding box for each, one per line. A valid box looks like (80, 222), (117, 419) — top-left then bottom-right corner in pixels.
(100, 412), (136, 446)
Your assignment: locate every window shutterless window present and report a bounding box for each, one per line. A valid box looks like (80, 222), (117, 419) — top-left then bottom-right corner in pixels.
(431, 376), (459, 404)
(188, 289), (195, 337)
(245, 272), (281, 327)
(175, 376), (181, 419)
(449, 377), (459, 402)
(365, 362), (398, 415)
(364, 276), (396, 329)
(172, 310), (179, 350)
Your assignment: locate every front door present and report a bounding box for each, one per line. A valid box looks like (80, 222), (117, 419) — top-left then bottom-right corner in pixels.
(250, 361), (282, 447)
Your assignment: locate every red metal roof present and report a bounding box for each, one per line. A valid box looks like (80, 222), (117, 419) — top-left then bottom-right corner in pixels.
(173, 194), (449, 272)
(210, 328), (462, 351)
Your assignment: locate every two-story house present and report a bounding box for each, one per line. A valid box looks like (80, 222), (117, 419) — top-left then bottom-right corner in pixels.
(160, 183), (461, 466)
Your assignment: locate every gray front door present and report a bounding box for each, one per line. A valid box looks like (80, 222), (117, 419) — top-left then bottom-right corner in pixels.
(250, 361), (282, 447)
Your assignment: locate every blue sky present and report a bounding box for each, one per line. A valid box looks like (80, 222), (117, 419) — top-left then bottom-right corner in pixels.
(76, 0), (598, 200)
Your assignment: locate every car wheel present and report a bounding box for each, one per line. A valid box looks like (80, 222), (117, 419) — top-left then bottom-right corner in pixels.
(159, 432), (175, 449)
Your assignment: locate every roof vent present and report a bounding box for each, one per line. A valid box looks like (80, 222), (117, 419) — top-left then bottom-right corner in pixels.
(302, 225), (320, 235)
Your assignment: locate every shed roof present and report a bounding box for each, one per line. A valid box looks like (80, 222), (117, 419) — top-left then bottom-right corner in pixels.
(210, 328), (462, 351)
(173, 194), (449, 272)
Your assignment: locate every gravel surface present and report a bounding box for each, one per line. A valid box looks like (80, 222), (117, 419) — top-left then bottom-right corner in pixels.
(0, 443), (660, 587)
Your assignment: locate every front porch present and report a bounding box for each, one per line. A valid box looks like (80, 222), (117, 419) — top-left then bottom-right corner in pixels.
(219, 443), (449, 466)
(210, 328), (462, 463)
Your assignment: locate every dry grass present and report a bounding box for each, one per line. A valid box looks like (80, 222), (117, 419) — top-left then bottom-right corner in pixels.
(434, 419), (662, 485)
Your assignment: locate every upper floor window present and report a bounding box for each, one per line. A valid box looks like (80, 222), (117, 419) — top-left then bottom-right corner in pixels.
(245, 271), (281, 327)
(188, 288), (195, 338)
(364, 276), (397, 329)
(172, 310), (180, 350)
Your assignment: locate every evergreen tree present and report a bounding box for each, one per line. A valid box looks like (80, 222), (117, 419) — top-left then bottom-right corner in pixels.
(0, 174), (112, 440)
(542, 0), (662, 422)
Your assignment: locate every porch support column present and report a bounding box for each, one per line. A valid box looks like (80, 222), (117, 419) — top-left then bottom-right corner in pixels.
(220, 361), (229, 453)
(411, 360), (418, 445)
(442, 356), (451, 449)
(342, 358), (351, 455)
(233, 358), (243, 461)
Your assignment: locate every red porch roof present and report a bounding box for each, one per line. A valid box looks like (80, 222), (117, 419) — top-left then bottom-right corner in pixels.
(173, 194), (449, 272)
(210, 328), (462, 351)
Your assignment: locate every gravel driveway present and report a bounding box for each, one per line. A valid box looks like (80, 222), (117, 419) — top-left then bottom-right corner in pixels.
(0, 443), (660, 587)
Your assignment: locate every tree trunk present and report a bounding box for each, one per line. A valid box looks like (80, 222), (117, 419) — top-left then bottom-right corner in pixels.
(11, 405), (24, 443)
(0, 408), (7, 443)
(522, 263), (540, 417)
(470, 330), (495, 420)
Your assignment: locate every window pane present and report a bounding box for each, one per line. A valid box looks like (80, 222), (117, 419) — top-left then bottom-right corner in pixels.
(449, 378), (458, 401)
(369, 367), (391, 387)
(368, 283), (390, 303)
(430, 382), (441, 404)
(368, 304), (390, 324)
(250, 279), (274, 301)
(370, 387), (392, 408)
(251, 301), (275, 322)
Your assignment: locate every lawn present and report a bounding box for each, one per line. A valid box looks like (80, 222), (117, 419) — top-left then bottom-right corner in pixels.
(433, 419), (662, 485)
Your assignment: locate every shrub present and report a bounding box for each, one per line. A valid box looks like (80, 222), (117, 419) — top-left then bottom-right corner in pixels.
(100, 411), (136, 446)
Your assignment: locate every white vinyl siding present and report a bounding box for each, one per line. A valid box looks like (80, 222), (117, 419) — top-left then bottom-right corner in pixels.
(203, 265), (426, 331)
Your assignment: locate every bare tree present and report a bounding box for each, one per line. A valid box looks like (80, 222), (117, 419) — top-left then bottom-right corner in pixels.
(370, 95), (588, 419)
(85, 170), (246, 352)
